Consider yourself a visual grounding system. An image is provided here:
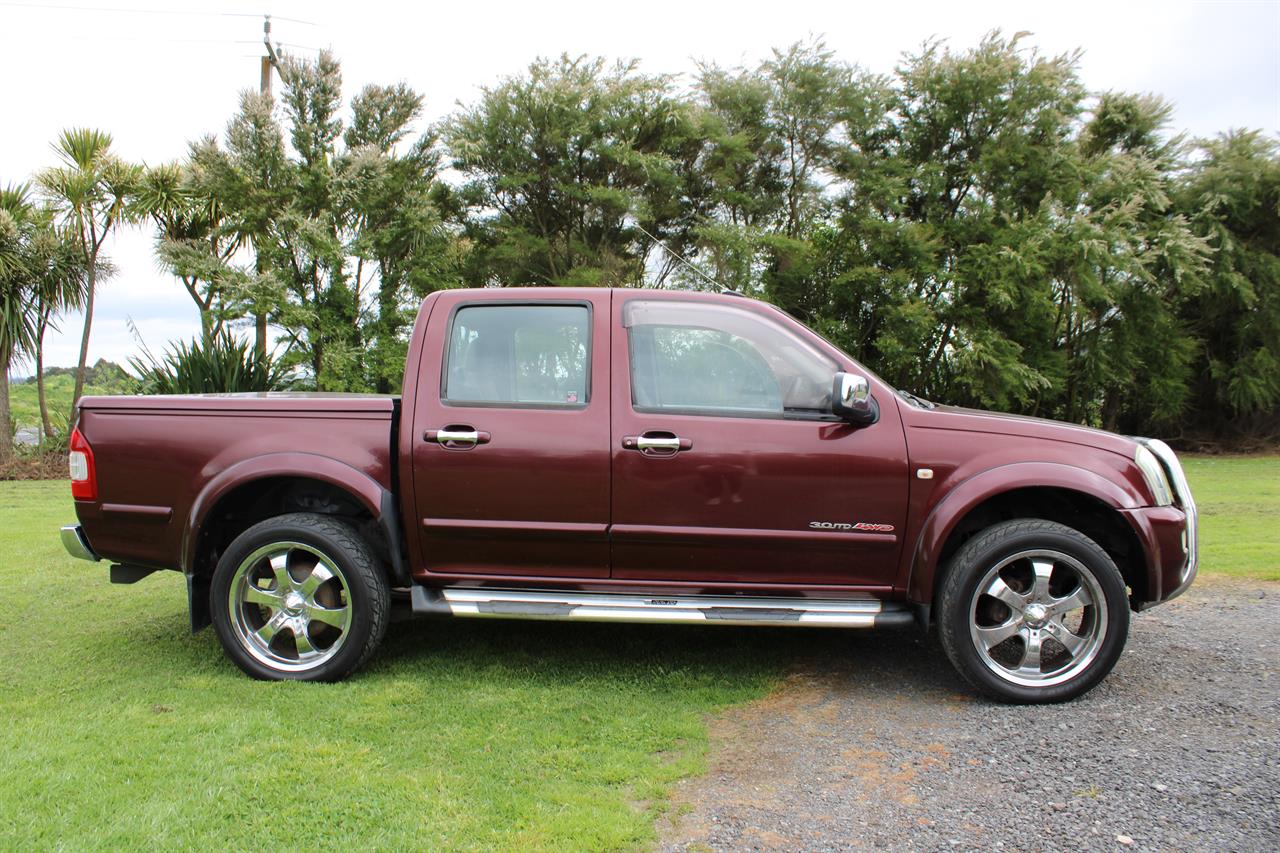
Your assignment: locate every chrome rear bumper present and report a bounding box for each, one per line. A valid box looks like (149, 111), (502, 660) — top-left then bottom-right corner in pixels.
(60, 524), (100, 562)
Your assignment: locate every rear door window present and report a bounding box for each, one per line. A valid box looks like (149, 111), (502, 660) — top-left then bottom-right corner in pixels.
(444, 304), (590, 407)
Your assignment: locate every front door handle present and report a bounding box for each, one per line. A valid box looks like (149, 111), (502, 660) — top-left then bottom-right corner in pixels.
(425, 426), (492, 449)
(622, 431), (692, 456)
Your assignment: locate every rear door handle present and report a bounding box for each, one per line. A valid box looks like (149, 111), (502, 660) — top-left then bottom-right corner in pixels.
(425, 426), (491, 449)
(622, 431), (692, 456)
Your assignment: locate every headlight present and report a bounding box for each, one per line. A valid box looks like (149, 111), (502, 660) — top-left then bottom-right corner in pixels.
(1134, 445), (1174, 506)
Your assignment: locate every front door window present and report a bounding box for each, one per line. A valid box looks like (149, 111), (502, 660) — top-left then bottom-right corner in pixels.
(624, 300), (836, 420)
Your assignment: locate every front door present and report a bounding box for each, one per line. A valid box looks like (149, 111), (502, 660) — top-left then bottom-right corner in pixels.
(610, 294), (909, 588)
(411, 291), (612, 579)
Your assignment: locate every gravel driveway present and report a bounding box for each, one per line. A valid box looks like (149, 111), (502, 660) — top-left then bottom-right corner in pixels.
(660, 576), (1279, 851)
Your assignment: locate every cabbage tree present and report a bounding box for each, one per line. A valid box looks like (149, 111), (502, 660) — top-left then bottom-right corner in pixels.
(38, 128), (141, 406)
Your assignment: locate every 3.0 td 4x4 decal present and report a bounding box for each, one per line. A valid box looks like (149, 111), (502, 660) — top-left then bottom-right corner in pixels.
(809, 521), (895, 532)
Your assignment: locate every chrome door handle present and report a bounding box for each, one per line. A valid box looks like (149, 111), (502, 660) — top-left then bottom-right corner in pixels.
(637, 436), (680, 451)
(622, 432), (692, 456)
(425, 427), (491, 449)
(438, 429), (478, 445)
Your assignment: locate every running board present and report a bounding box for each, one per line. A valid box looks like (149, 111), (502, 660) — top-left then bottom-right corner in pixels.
(410, 587), (913, 628)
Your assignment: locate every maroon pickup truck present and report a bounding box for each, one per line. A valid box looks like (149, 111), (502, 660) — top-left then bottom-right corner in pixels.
(60, 287), (1197, 702)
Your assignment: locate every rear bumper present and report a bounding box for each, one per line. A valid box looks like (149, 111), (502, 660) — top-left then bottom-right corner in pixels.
(60, 524), (101, 562)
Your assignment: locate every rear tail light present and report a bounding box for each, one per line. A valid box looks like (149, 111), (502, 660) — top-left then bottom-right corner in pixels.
(69, 427), (97, 501)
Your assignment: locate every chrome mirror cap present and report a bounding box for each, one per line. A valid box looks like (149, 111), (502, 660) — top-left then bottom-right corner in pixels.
(832, 372), (877, 424)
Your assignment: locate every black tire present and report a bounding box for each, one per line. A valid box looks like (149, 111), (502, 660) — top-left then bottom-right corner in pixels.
(937, 519), (1130, 704)
(210, 512), (390, 682)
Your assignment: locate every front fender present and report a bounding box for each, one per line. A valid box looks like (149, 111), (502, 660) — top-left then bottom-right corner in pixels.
(906, 461), (1144, 605)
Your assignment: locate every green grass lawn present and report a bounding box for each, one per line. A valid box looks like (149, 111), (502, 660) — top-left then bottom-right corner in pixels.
(1182, 454), (1280, 581)
(0, 458), (1273, 849)
(0, 482), (791, 850)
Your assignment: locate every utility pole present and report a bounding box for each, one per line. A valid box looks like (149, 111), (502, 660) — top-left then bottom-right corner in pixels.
(260, 14), (281, 97)
(254, 14), (281, 358)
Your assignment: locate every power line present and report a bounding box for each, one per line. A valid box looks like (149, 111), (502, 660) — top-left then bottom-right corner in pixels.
(0, 2), (315, 25)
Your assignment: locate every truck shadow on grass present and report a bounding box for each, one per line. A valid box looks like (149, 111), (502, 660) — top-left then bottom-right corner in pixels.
(369, 611), (968, 698)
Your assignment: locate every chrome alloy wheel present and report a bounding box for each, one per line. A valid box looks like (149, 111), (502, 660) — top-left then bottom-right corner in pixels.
(227, 541), (352, 672)
(968, 549), (1108, 688)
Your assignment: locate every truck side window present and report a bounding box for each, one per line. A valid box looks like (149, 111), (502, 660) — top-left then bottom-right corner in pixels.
(623, 300), (837, 419)
(445, 304), (590, 407)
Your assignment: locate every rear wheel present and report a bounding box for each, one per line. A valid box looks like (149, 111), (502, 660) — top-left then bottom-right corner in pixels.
(211, 513), (389, 681)
(938, 519), (1130, 703)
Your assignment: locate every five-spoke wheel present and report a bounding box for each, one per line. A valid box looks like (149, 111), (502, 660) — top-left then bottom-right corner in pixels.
(969, 550), (1107, 688)
(939, 519), (1129, 703)
(211, 513), (389, 681)
(228, 542), (354, 672)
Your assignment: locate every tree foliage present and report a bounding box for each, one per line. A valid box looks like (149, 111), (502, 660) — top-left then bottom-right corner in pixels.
(12, 35), (1275, 444)
(135, 161), (245, 347)
(183, 53), (457, 392)
(444, 54), (701, 288)
(0, 185), (36, 463)
(0, 184), (86, 458)
(37, 128), (141, 406)
(1178, 131), (1280, 434)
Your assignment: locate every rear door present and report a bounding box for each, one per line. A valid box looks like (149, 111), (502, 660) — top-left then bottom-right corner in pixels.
(410, 291), (611, 578)
(609, 294), (909, 588)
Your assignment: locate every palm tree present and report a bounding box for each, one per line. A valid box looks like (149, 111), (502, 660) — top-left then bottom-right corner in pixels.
(0, 184), (39, 466)
(28, 208), (88, 437)
(38, 128), (141, 407)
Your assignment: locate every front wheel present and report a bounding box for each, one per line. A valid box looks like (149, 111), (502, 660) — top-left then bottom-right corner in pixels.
(938, 519), (1130, 703)
(210, 513), (390, 682)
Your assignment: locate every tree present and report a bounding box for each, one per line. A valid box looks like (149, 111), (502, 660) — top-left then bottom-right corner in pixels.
(194, 52), (454, 390)
(0, 184), (38, 464)
(1051, 93), (1208, 431)
(27, 204), (87, 437)
(772, 33), (1209, 434)
(1177, 130), (1280, 437)
(189, 91), (291, 361)
(37, 129), (141, 406)
(445, 54), (700, 288)
(340, 83), (458, 391)
(1, 184), (89, 446)
(793, 33), (1087, 409)
(135, 162), (244, 347)
(689, 41), (847, 292)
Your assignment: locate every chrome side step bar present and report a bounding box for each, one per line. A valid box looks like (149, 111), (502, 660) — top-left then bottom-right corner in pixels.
(410, 587), (913, 628)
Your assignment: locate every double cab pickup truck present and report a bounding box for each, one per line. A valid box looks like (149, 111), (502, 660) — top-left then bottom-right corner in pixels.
(60, 287), (1198, 702)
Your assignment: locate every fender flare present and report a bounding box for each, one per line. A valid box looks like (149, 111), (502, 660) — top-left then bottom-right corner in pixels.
(906, 461), (1144, 606)
(181, 452), (407, 584)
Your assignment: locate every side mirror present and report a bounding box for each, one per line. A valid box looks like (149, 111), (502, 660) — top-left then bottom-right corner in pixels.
(832, 372), (877, 425)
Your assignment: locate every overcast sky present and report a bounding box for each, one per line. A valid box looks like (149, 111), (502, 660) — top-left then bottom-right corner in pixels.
(3, 0), (1278, 375)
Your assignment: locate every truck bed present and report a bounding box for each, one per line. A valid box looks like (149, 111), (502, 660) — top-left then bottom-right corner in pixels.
(74, 393), (398, 572)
